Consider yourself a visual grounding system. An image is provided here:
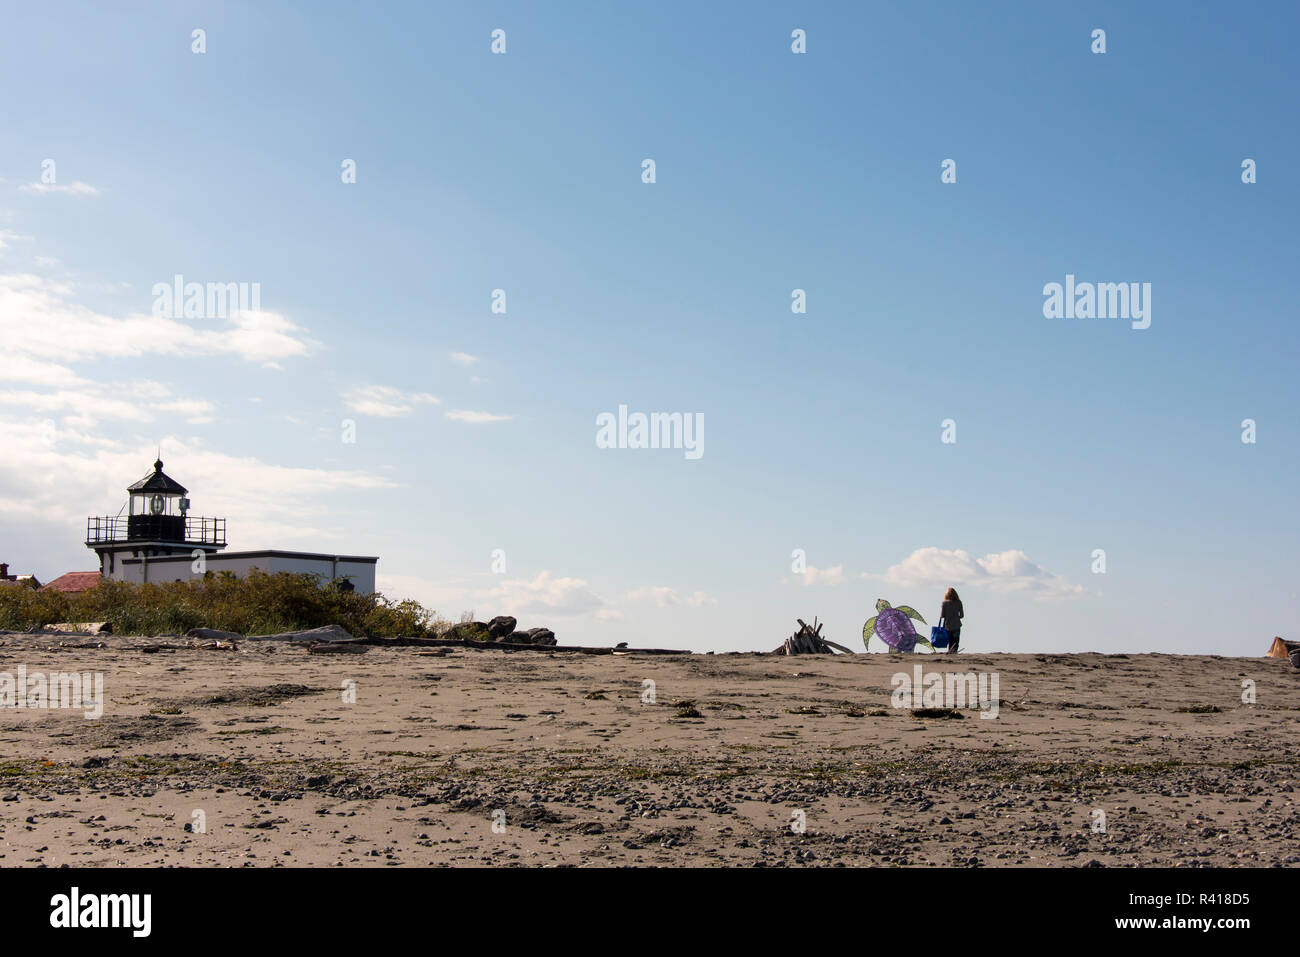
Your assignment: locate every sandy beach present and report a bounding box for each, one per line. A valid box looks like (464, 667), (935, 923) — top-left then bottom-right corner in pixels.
(1, 634), (1297, 867)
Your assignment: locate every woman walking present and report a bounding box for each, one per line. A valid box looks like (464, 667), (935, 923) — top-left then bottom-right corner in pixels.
(940, 587), (964, 653)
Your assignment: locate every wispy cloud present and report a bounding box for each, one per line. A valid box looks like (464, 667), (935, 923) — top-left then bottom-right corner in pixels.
(0, 355), (220, 428)
(445, 409), (512, 423)
(0, 386), (216, 428)
(0, 273), (316, 366)
(626, 586), (717, 607)
(342, 385), (440, 418)
(0, 229), (32, 251)
(20, 181), (100, 196)
(449, 351), (478, 365)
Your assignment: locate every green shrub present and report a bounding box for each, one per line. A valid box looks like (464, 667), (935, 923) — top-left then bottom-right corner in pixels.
(0, 569), (439, 638)
(441, 621), (491, 642)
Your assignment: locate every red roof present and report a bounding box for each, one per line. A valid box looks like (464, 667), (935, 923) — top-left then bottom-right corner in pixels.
(41, 572), (102, 594)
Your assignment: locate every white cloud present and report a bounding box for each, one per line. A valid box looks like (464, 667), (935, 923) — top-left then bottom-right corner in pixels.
(867, 547), (1087, 599)
(478, 571), (606, 617)
(0, 388), (153, 426)
(218, 311), (316, 368)
(342, 385), (439, 418)
(0, 423), (399, 541)
(0, 229), (32, 251)
(0, 273), (316, 366)
(0, 366), (223, 428)
(626, 586), (717, 608)
(0, 354), (90, 388)
(155, 397), (217, 420)
(445, 409), (512, 423)
(798, 564), (844, 586)
(21, 181), (100, 196)
(0, 245), (398, 554)
(449, 352), (478, 365)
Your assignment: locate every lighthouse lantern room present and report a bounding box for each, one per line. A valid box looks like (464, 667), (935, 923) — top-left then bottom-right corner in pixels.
(127, 458), (189, 541)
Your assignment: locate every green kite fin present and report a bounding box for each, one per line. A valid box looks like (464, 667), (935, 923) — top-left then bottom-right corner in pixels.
(896, 605), (926, 624)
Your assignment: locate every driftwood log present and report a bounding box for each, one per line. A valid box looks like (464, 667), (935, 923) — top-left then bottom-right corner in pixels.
(359, 636), (690, 655)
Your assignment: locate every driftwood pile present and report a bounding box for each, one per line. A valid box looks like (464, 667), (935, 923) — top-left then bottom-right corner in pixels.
(1265, 636), (1300, 670)
(772, 618), (855, 656)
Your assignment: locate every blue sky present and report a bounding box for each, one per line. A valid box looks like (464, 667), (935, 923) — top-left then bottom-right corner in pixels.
(1, 1), (1296, 653)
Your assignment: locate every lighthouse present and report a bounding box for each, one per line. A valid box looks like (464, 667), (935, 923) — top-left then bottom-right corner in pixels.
(83, 458), (376, 591)
(86, 459), (226, 578)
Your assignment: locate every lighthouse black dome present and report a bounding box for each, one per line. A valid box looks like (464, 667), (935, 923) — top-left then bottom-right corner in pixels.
(127, 459), (188, 495)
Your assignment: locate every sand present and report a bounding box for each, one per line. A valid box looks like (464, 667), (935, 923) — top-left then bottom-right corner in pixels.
(0, 633), (1297, 867)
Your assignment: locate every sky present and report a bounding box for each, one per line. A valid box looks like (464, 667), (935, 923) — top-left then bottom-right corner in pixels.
(1, 1), (1296, 654)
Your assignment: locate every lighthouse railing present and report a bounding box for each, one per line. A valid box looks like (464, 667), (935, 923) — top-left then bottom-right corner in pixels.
(85, 515), (226, 546)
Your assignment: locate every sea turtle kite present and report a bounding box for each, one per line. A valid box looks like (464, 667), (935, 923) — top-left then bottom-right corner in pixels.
(863, 598), (930, 653)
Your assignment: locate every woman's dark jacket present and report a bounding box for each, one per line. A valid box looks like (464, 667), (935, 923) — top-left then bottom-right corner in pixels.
(940, 599), (964, 633)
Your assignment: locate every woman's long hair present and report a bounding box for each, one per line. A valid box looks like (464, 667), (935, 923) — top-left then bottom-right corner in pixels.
(944, 587), (960, 602)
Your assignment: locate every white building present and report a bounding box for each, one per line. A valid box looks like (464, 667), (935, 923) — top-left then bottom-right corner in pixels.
(85, 459), (377, 593)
